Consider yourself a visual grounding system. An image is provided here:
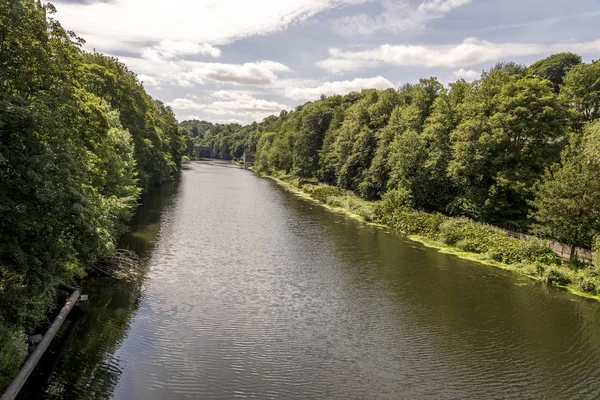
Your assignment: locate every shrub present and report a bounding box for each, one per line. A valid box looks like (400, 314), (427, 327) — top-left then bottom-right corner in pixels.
(575, 277), (598, 294)
(455, 239), (478, 252)
(545, 267), (572, 286)
(437, 218), (561, 265)
(325, 197), (343, 207)
(375, 188), (414, 222)
(385, 211), (447, 236)
(437, 218), (507, 252)
(304, 185), (342, 203)
(497, 238), (561, 265)
(0, 323), (27, 390)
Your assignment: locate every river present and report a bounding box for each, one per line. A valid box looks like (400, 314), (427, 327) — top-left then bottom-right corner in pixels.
(20, 160), (600, 399)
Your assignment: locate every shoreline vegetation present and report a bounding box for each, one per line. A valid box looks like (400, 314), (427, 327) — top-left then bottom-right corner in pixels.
(262, 171), (600, 302)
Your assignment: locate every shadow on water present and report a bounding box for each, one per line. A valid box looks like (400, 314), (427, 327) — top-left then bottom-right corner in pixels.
(18, 180), (181, 400)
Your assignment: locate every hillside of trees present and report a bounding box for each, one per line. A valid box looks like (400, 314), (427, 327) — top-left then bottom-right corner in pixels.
(182, 54), (600, 256)
(0, 0), (185, 386)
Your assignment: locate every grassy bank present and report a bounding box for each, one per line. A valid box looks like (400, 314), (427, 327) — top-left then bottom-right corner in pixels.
(262, 171), (600, 302)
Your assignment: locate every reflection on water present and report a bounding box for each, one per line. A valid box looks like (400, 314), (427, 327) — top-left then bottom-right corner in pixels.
(21, 162), (600, 399)
(19, 181), (180, 400)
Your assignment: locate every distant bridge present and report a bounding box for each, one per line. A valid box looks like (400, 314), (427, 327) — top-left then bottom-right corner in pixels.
(242, 151), (256, 169)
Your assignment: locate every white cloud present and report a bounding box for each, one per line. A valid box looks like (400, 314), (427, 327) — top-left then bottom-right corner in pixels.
(116, 56), (291, 88)
(317, 37), (600, 72)
(181, 115), (244, 124)
(137, 74), (161, 87)
(190, 61), (290, 85)
(285, 76), (395, 100)
(142, 40), (221, 61)
(418, 0), (471, 13)
(215, 118), (245, 124)
(167, 94), (289, 122)
(331, 0), (471, 36)
(54, 0), (368, 54)
(451, 68), (480, 81)
(212, 90), (253, 100)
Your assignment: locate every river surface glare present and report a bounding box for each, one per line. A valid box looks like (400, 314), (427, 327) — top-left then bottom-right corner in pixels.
(22, 161), (600, 399)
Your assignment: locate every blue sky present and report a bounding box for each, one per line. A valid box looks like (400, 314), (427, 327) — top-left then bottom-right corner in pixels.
(52, 0), (600, 123)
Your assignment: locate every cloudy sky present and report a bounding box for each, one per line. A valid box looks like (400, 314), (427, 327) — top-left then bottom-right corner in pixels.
(52, 0), (600, 124)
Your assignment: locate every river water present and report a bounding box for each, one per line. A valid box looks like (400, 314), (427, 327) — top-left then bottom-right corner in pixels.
(21, 161), (600, 399)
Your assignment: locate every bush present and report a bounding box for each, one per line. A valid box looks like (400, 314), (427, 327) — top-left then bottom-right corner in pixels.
(348, 198), (377, 222)
(304, 185), (342, 203)
(493, 238), (561, 265)
(385, 211), (447, 236)
(375, 188), (414, 222)
(455, 239), (478, 252)
(575, 277), (598, 294)
(438, 218), (507, 252)
(0, 323), (27, 390)
(437, 218), (561, 265)
(545, 267), (572, 286)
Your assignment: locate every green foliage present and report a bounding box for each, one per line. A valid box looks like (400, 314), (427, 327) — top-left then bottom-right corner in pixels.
(80, 53), (183, 189)
(544, 267), (572, 287)
(531, 121), (600, 254)
(490, 61), (528, 76)
(560, 60), (600, 125)
(0, 0), (185, 387)
(379, 209), (448, 237)
(293, 104), (333, 178)
(375, 187), (414, 219)
(0, 321), (27, 390)
(448, 72), (567, 226)
(303, 184), (343, 203)
(437, 218), (560, 265)
(593, 236), (600, 265)
(529, 52), (582, 93)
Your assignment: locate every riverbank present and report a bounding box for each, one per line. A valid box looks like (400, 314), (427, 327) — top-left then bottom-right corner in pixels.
(261, 171), (600, 302)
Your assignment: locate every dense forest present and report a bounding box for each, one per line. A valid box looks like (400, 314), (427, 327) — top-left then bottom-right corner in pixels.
(182, 54), (600, 257)
(0, 0), (185, 386)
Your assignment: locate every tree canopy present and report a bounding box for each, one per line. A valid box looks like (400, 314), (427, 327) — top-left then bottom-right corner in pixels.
(0, 0), (184, 387)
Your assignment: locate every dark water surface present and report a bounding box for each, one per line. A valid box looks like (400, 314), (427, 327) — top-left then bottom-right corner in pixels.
(21, 161), (600, 399)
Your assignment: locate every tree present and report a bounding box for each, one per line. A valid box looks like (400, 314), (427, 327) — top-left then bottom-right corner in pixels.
(331, 90), (380, 193)
(490, 61), (527, 76)
(561, 60), (600, 125)
(419, 79), (470, 212)
(293, 104), (333, 179)
(387, 129), (428, 207)
(448, 71), (568, 226)
(81, 52), (181, 189)
(531, 121), (600, 258)
(529, 52), (582, 93)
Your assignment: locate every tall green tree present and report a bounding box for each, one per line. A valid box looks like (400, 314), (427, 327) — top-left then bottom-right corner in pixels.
(293, 103), (333, 179)
(80, 53), (182, 189)
(561, 60), (600, 126)
(448, 71), (568, 226)
(529, 52), (582, 93)
(531, 121), (600, 258)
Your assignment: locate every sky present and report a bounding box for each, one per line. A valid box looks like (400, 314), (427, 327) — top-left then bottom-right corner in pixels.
(51, 0), (600, 124)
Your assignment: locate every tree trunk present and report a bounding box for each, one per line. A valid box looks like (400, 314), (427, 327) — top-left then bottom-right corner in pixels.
(570, 244), (577, 262)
